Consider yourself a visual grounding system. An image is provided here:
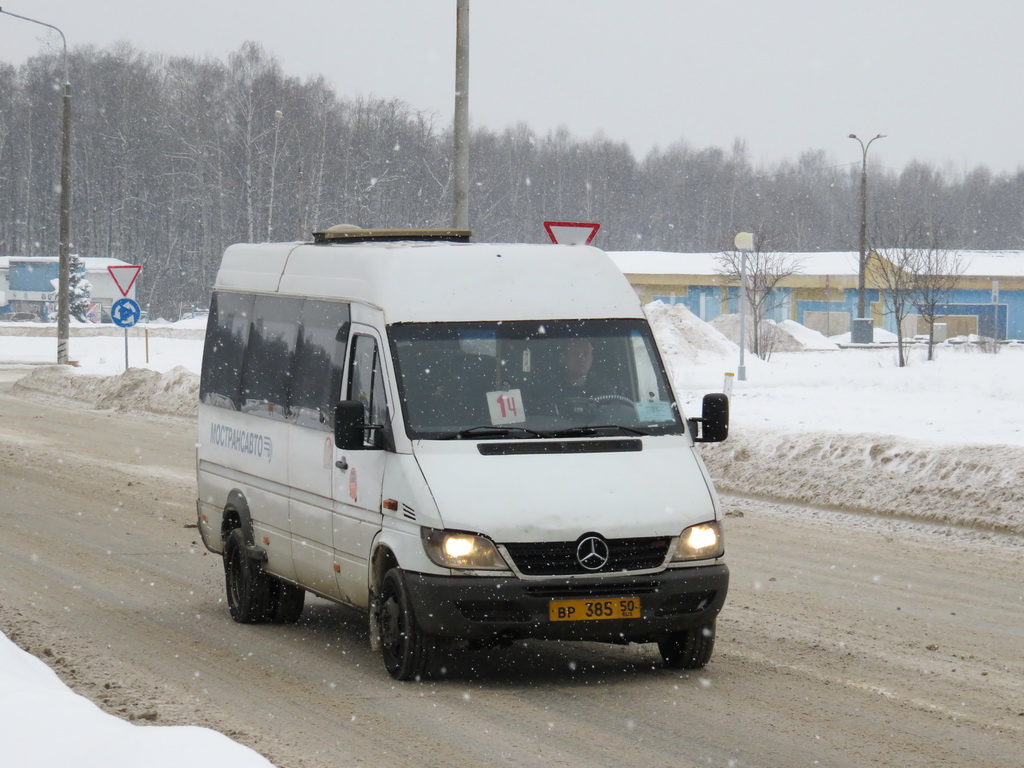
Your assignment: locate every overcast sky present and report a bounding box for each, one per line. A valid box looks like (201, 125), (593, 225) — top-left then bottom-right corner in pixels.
(2, 0), (1021, 175)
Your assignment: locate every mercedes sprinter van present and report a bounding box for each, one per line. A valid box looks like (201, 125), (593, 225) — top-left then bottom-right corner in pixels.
(196, 226), (729, 680)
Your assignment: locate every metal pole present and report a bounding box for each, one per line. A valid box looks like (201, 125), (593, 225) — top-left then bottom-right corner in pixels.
(1, 8), (72, 364)
(738, 251), (747, 381)
(857, 148), (867, 319)
(849, 133), (885, 340)
(733, 232), (754, 381)
(452, 0), (470, 230)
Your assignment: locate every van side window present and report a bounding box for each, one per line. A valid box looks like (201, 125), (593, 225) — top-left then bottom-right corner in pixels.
(200, 291), (255, 410)
(290, 300), (350, 430)
(349, 334), (388, 447)
(240, 295), (300, 418)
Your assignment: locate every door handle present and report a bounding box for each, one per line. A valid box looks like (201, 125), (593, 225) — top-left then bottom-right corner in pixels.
(335, 457), (348, 470)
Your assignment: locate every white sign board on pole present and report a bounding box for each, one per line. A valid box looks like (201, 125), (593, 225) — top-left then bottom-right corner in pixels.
(108, 265), (142, 297)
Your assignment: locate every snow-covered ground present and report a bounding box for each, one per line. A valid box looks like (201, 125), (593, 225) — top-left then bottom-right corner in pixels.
(0, 632), (273, 768)
(2, 303), (1022, 767)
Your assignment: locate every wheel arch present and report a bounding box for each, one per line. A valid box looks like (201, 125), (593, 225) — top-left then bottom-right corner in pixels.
(221, 489), (255, 546)
(367, 542), (399, 653)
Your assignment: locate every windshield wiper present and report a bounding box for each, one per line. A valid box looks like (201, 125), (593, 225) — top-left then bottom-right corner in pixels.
(547, 425), (652, 438)
(439, 425), (548, 440)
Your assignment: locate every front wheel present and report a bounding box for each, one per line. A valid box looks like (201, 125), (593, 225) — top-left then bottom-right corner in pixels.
(378, 568), (431, 681)
(658, 621), (716, 669)
(224, 528), (276, 623)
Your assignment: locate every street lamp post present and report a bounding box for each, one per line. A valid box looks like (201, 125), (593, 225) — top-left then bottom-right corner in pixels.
(1, 7), (72, 364)
(734, 231), (754, 381)
(849, 132), (885, 343)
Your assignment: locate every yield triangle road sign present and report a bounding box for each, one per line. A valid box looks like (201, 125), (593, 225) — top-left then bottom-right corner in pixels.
(542, 221), (601, 246)
(108, 265), (141, 297)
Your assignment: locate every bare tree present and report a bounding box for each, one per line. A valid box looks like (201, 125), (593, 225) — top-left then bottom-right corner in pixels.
(871, 239), (919, 367)
(910, 243), (966, 360)
(716, 225), (802, 361)
(875, 218), (968, 365)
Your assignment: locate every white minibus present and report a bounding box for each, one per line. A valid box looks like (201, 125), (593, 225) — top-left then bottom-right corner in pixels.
(196, 226), (729, 680)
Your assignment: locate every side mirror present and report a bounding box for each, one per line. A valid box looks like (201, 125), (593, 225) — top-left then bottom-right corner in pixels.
(688, 393), (729, 443)
(334, 400), (366, 450)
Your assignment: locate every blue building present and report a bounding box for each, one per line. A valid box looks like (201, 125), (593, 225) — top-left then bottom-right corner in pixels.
(609, 250), (1023, 340)
(0, 256), (137, 321)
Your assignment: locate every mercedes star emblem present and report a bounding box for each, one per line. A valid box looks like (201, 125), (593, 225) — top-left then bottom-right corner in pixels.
(576, 535), (610, 571)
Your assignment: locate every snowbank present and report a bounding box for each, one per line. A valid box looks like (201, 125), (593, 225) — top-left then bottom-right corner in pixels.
(13, 365), (198, 417)
(701, 429), (1024, 536)
(0, 632), (273, 768)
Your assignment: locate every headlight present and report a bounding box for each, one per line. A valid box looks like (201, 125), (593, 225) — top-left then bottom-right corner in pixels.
(421, 529), (508, 570)
(672, 521), (724, 561)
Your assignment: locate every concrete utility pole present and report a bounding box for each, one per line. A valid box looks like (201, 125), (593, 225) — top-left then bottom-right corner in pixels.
(849, 132), (886, 341)
(267, 109), (283, 241)
(1, 7), (72, 364)
(452, 0), (470, 230)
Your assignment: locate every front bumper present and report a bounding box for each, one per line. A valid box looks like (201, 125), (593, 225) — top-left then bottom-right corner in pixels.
(403, 564), (728, 644)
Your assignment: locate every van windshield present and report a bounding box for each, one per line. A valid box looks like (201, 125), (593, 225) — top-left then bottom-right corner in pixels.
(388, 319), (684, 440)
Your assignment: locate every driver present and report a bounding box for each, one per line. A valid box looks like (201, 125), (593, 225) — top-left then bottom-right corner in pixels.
(560, 338), (594, 392)
(531, 338), (633, 422)
(550, 338), (611, 419)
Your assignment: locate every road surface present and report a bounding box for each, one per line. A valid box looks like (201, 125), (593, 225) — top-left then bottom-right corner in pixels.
(0, 376), (1021, 767)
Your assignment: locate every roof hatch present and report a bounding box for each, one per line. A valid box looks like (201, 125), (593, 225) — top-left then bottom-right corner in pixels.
(312, 224), (472, 244)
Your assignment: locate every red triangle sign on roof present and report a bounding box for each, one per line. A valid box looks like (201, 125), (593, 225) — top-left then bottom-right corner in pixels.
(108, 265), (141, 297)
(543, 221), (600, 246)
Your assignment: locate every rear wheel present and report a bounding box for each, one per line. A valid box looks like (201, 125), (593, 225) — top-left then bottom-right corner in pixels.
(658, 621), (716, 669)
(224, 528), (276, 623)
(271, 581), (305, 624)
(378, 568), (431, 681)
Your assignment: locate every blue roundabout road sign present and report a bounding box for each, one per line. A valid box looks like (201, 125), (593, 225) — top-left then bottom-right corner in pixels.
(111, 297), (141, 328)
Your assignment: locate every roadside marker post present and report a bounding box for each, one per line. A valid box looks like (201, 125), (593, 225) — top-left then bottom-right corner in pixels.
(108, 265), (142, 371)
(110, 298), (140, 370)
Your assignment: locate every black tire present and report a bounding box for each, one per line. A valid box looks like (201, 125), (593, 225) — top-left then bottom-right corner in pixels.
(658, 621), (716, 669)
(223, 528), (276, 623)
(271, 581), (305, 624)
(378, 568), (431, 681)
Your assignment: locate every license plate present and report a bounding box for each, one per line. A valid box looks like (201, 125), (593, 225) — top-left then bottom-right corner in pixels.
(549, 597), (642, 622)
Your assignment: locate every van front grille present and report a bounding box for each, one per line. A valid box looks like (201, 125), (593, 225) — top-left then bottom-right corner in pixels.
(503, 537), (670, 576)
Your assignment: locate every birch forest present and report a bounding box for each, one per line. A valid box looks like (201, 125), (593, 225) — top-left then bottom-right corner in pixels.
(3, 42), (1023, 317)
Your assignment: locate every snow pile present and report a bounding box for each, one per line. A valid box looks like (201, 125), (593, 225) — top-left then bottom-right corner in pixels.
(0, 632), (273, 768)
(701, 430), (1024, 536)
(13, 365), (198, 417)
(709, 313), (839, 353)
(828, 327), (900, 344)
(644, 301), (748, 365)
(777, 319), (839, 350)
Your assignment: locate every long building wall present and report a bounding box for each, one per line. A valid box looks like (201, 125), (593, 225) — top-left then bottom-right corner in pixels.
(630, 274), (1020, 340)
